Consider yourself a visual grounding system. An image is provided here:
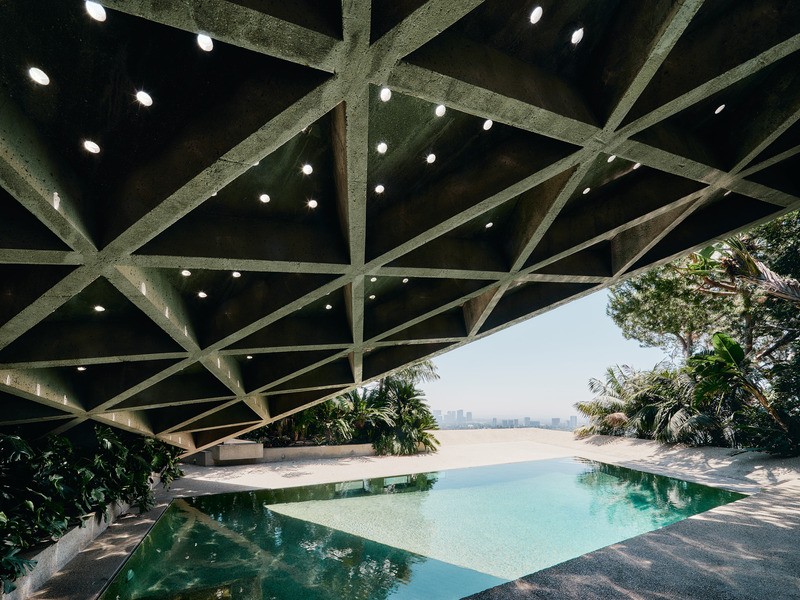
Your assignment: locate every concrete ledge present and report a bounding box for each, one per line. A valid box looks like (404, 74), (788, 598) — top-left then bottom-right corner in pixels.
(261, 443), (374, 463)
(211, 440), (263, 463)
(3, 501), (128, 600)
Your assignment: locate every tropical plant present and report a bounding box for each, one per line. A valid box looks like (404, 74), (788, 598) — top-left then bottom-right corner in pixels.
(243, 360), (440, 455)
(0, 426), (183, 592)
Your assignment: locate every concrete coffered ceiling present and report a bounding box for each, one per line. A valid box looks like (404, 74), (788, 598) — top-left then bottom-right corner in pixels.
(1, 0), (799, 454)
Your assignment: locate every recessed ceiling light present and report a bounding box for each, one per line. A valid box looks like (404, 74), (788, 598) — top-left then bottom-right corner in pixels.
(197, 33), (214, 51)
(380, 87), (392, 102)
(85, 1), (106, 22)
(375, 184), (385, 194)
(259, 194), (270, 203)
(83, 140), (100, 154)
(246, 355), (253, 359)
(135, 91), (153, 107)
(607, 155), (616, 163)
(714, 104), (726, 115)
(211, 192), (217, 196)
(181, 269), (191, 277)
(232, 271), (241, 278)
(77, 366), (87, 372)
(582, 187), (591, 195)
(369, 294), (376, 300)
(633, 162), (642, 170)
(485, 222), (493, 229)
(377, 142), (388, 154)
(325, 304), (332, 310)
(302, 164), (313, 175)
(370, 276), (377, 282)
(530, 6), (543, 24)
(724, 190), (732, 196)
(402, 278), (409, 284)
(435, 104), (446, 117)
(28, 67), (50, 86)
(483, 119), (493, 131)
(198, 291), (207, 298)
(253, 161), (260, 167)
(93, 305), (105, 312)
(571, 27), (584, 45)
(307, 199), (318, 209)
(426, 153), (436, 164)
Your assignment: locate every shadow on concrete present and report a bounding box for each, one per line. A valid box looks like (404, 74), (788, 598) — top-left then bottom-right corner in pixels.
(465, 484), (800, 600)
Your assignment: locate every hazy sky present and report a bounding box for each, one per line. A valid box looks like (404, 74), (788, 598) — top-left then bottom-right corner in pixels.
(420, 289), (667, 420)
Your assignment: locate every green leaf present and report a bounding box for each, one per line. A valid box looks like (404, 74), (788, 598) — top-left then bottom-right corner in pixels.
(711, 332), (745, 366)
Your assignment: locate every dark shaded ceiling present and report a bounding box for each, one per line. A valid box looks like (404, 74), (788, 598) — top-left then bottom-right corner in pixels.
(0, 0), (798, 455)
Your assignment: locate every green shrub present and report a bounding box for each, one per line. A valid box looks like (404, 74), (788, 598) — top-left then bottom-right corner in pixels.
(0, 426), (183, 593)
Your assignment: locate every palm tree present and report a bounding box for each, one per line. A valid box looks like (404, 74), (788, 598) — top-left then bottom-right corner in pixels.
(373, 378), (439, 455)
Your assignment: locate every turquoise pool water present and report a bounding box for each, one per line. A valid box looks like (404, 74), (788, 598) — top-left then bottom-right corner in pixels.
(101, 458), (744, 599)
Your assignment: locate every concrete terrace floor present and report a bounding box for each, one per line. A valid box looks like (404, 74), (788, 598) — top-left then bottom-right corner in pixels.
(31, 429), (800, 600)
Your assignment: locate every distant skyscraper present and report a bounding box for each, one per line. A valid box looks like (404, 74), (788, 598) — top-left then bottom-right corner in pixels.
(551, 417), (560, 427)
(466, 411), (472, 421)
(492, 417), (497, 426)
(457, 409), (464, 422)
(532, 421), (540, 428)
(446, 410), (456, 422)
(569, 415), (578, 429)
(524, 417), (531, 426)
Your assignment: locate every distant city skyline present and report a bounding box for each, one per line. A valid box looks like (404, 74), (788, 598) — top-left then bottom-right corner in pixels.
(420, 289), (666, 419)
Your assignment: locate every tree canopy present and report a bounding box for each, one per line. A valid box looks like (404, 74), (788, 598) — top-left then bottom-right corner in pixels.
(585, 211), (800, 456)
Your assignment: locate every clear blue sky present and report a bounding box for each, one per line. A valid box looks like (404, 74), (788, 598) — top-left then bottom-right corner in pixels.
(420, 289), (667, 420)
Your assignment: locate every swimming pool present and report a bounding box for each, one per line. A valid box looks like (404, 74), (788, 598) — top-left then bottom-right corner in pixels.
(100, 458), (744, 599)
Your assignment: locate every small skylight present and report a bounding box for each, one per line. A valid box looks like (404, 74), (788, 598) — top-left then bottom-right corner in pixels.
(197, 34), (214, 52)
(135, 91), (153, 106)
(85, 1), (106, 22)
(28, 67), (49, 85)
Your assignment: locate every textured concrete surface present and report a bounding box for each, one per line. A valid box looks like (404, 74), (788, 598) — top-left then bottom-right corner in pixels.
(28, 430), (800, 599)
(2, 0), (799, 453)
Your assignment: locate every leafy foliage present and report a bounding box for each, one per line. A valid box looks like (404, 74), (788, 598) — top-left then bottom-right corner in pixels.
(589, 212), (800, 456)
(0, 426), (183, 592)
(243, 361), (440, 455)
